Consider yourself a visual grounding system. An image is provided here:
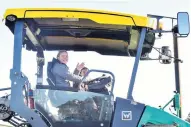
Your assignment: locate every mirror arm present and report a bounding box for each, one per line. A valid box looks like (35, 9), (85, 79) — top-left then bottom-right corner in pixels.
(172, 25), (178, 34)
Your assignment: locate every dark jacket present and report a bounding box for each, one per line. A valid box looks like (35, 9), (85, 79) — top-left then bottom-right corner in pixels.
(51, 58), (82, 87)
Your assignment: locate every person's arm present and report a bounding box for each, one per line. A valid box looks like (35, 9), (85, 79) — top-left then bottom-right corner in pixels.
(72, 63), (85, 88)
(53, 63), (82, 83)
(72, 69), (80, 88)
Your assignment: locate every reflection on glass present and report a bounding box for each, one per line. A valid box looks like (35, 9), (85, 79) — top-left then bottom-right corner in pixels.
(34, 89), (114, 126)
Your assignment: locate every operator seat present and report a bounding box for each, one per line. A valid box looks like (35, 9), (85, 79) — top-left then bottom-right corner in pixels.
(47, 58), (58, 87)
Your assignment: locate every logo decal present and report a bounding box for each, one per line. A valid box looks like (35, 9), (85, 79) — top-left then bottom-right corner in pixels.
(122, 111), (132, 120)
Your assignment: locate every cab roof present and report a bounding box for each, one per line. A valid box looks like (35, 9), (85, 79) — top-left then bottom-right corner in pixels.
(3, 8), (154, 56)
(4, 8), (150, 27)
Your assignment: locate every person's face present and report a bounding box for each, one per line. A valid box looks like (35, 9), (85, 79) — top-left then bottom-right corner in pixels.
(81, 68), (88, 76)
(58, 52), (68, 64)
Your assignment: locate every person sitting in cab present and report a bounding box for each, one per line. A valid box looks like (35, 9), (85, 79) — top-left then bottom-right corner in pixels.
(51, 50), (85, 88)
(73, 66), (89, 90)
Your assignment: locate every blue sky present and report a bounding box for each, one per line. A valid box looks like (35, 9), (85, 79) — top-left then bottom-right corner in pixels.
(0, 0), (190, 125)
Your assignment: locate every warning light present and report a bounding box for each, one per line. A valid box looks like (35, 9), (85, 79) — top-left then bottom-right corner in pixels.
(159, 22), (163, 30)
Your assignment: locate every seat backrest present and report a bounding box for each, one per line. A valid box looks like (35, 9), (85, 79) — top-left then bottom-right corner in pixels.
(47, 58), (58, 86)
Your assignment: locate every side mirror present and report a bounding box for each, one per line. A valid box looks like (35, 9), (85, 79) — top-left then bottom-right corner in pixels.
(177, 12), (190, 37)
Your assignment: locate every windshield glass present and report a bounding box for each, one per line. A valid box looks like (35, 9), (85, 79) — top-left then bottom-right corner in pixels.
(35, 89), (114, 127)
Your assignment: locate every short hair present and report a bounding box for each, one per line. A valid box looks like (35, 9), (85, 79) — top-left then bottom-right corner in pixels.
(81, 67), (89, 71)
(79, 67), (89, 76)
(57, 50), (68, 58)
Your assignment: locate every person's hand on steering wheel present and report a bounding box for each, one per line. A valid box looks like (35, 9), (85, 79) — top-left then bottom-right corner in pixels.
(79, 82), (88, 91)
(84, 84), (88, 91)
(79, 83), (84, 91)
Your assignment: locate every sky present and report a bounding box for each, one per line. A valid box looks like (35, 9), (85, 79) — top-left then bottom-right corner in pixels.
(0, 0), (190, 126)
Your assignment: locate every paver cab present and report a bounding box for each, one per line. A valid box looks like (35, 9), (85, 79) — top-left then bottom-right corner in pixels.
(0, 8), (190, 127)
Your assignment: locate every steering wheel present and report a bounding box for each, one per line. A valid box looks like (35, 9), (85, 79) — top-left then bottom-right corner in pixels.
(79, 69), (115, 94)
(87, 75), (107, 83)
(86, 76), (112, 90)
